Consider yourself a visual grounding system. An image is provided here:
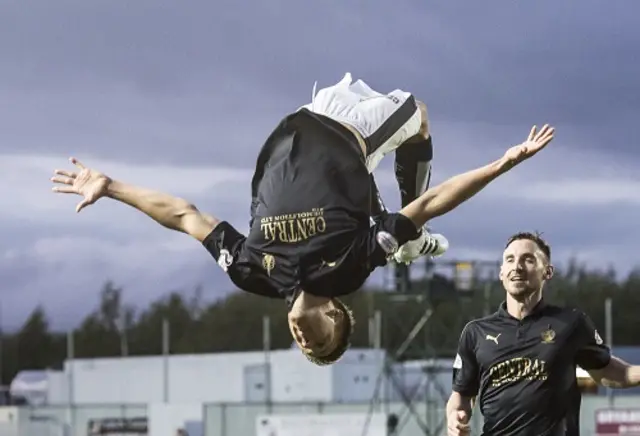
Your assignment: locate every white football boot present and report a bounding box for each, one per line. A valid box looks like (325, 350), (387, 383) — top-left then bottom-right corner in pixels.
(393, 229), (449, 265)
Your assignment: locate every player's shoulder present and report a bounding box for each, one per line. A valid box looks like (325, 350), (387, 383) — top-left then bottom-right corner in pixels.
(540, 303), (599, 337)
(458, 315), (499, 338)
(543, 302), (590, 322)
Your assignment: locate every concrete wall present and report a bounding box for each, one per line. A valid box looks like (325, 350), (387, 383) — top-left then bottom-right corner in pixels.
(4, 395), (639, 436)
(61, 349), (387, 405)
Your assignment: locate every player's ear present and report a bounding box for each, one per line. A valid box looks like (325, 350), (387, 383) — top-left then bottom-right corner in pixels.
(544, 264), (555, 280)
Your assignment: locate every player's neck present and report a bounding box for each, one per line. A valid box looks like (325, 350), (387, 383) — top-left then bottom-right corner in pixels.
(505, 291), (543, 320)
(296, 291), (331, 309)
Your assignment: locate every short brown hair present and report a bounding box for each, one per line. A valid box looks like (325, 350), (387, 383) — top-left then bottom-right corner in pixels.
(505, 231), (551, 260)
(304, 298), (355, 366)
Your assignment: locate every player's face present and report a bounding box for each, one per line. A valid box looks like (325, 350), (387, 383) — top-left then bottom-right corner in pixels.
(288, 300), (339, 357)
(500, 239), (550, 299)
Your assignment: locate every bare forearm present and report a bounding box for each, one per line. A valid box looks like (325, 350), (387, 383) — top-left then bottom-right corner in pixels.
(624, 366), (640, 387)
(106, 180), (197, 232)
(601, 365), (640, 389)
(591, 357), (640, 389)
(401, 156), (511, 227)
(424, 157), (510, 217)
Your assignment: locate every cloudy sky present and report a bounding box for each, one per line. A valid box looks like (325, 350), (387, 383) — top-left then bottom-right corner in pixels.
(1, 0), (638, 330)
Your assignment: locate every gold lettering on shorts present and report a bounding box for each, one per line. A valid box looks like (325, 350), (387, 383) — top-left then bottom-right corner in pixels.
(260, 208), (326, 243)
(488, 357), (548, 387)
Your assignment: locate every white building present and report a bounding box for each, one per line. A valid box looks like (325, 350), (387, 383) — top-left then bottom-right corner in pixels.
(10, 348), (459, 406)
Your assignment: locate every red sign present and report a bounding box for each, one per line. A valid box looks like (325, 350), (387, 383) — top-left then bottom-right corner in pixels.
(596, 409), (640, 436)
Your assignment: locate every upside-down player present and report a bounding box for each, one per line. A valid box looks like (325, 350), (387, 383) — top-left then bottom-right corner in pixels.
(51, 73), (555, 366)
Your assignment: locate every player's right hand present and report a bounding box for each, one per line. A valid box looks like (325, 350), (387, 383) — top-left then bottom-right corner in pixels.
(502, 124), (555, 166)
(51, 157), (111, 213)
(447, 410), (471, 436)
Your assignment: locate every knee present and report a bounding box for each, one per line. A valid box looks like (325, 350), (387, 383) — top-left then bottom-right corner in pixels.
(415, 99), (430, 138)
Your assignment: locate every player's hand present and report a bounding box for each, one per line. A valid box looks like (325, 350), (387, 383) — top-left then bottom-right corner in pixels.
(51, 157), (111, 213)
(447, 410), (471, 436)
(502, 124), (555, 166)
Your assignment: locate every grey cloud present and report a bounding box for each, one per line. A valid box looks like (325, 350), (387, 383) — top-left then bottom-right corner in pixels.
(5, 176), (640, 330)
(0, 85), (289, 167)
(421, 197), (640, 274)
(409, 2), (640, 124)
(0, 228), (236, 331)
(1, 0), (639, 329)
(374, 165), (640, 275)
(0, 0), (636, 167)
(2, 0), (637, 127)
(0, 185), (254, 330)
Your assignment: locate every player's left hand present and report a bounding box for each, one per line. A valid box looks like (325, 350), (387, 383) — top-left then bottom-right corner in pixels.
(51, 157), (111, 213)
(503, 124), (555, 166)
(447, 410), (471, 436)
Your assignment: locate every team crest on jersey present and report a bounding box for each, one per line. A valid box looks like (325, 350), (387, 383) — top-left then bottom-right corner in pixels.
(262, 253), (276, 277)
(217, 249), (233, 272)
(540, 328), (556, 344)
(376, 231), (399, 255)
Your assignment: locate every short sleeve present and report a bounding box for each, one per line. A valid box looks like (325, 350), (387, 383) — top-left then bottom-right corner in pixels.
(202, 221), (246, 270)
(202, 222), (281, 299)
(363, 212), (421, 268)
(452, 323), (480, 397)
(574, 311), (611, 370)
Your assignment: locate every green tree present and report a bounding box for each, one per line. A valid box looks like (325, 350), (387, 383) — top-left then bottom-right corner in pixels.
(4, 259), (640, 385)
(15, 306), (54, 370)
(129, 291), (197, 355)
(75, 281), (134, 358)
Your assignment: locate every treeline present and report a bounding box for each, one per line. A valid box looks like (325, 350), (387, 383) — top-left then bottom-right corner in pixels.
(3, 259), (640, 384)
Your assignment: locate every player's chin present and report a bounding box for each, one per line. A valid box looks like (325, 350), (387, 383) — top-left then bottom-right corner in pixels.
(298, 343), (332, 362)
(505, 282), (536, 297)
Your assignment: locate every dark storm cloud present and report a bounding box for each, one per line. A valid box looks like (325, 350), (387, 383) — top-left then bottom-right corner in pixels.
(434, 197), (640, 262)
(0, 0), (637, 163)
(1, 0), (639, 329)
(12, 183), (637, 331)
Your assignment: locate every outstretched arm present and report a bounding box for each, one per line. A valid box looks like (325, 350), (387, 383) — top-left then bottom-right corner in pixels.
(400, 124), (555, 228)
(400, 157), (510, 228)
(588, 356), (640, 389)
(575, 311), (640, 389)
(51, 157), (220, 242)
(106, 181), (220, 242)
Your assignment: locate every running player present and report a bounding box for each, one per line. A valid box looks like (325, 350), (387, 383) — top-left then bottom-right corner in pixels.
(51, 73), (555, 365)
(446, 232), (640, 436)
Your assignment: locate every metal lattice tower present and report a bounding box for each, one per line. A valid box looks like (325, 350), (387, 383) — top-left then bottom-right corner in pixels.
(362, 256), (501, 436)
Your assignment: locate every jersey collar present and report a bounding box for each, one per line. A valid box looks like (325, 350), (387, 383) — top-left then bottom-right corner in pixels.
(497, 299), (548, 321)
